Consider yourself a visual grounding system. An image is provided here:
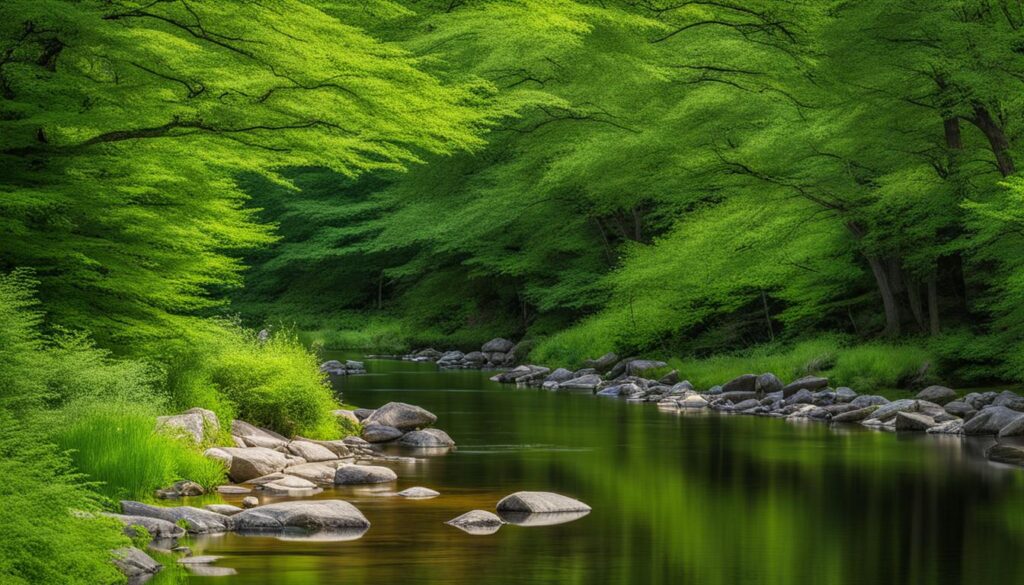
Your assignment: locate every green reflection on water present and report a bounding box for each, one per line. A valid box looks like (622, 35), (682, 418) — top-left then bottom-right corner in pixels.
(154, 357), (1024, 585)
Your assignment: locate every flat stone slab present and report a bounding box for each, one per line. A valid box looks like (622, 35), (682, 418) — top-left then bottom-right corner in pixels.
(397, 487), (440, 498)
(231, 500), (370, 535)
(495, 491), (591, 514)
(177, 556), (222, 565)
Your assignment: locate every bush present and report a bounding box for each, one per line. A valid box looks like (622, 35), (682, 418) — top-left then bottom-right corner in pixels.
(0, 412), (129, 585)
(168, 321), (341, 439)
(49, 402), (226, 501)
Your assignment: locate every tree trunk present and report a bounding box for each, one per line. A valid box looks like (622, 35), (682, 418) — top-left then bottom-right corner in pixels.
(969, 105), (1015, 176)
(927, 272), (940, 335)
(867, 255), (901, 337)
(906, 276), (926, 332)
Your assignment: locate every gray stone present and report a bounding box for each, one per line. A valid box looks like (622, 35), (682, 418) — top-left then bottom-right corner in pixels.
(211, 447), (290, 483)
(558, 374), (603, 390)
(242, 496), (259, 508)
(756, 373), (784, 394)
(678, 395), (709, 409)
(718, 391), (758, 403)
(733, 399), (760, 411)
(544, 368), (576, 384)
(397, 487), (440, 498)
(364, 402), (437, 431)
(865, 399), (919, 422)
(962, 406), (1024, 436)
(785, 389), (814, 405)
(446, 510), (503, 535)
(177, 556), (222, 565)
(659, 370), (680, 385)
(464, 351), (487, 364)
(835, 387), (858, 402)
(156, 408), (219, 444)
(283, 462), (339, 485)
(353, 408), (375, 421)
(397, 428), (455, 448)
(850, 395), (890, 408)
(997, 415), (1024, 437)
(155, 480), (204, 499)
(334, 465), (397, 484)
(107, 513), (187, 540)
(584, 352), (619, 373)
(362, 424), (404, 443)
(262, 475), (320, 496)
(203, 504), (243, 516)
(292, 436), (352, 458)
(944, 401), (976, 420)
(217, 485), (251, 495)
(490, 365), (533, 383)
(895, 411), (936, 431)
(113, 547), (162, 580)
(927, 419), (964, 434)
(495, 491), (591, 513)
(232, 500), (370, 533)
(993, 391), (1024, 411)
(481, 338), (515, 353)
(721, 374), (758, 394)
(781, 376), (829, 398)
(832, 405), (879, 423)
(231, 420), (289, 449)
(916, 385), (957, 406)
(120, 501), (232, 534)
(625, 359), (668, 377)
(286, 441), (338, 462)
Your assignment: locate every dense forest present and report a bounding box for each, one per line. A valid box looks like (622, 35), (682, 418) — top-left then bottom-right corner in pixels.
(3, 0), (1024, 582)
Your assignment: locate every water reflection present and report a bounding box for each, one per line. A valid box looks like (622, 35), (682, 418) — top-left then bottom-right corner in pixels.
(155, 355), (1024, 585)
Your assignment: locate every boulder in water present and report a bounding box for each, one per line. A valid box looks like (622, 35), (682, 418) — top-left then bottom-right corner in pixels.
(495, 491), (591, 514)
(334, 465), (397, 485)
(446, 510), (503, 535)
(363, 402), (437, 431)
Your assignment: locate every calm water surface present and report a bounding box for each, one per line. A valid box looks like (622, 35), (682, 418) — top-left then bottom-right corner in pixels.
(161, 355), (1024, 585)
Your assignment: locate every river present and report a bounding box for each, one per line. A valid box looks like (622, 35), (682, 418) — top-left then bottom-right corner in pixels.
(158, 355), (1024, 584)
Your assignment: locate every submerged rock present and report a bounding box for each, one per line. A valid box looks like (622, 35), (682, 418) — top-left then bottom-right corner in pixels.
(446, 510), (503, 535)
(397, 428), (455, 448)
(987, 443), (1024, 466)
(397, 487), (440, 498)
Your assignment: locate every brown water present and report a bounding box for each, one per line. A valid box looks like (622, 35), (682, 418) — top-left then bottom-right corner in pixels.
(158, 355), (1024, 585)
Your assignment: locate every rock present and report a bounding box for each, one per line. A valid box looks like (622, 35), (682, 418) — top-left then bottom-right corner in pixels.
(334, 464), (397, 484)
(495, 491), (591, 514)
(986, 443), (1024, 466)
(481, 338), (515, 353)
(415, 348), (442, 360)
(895, 412), (937, 431)
(558, 374), (603, 390)
(669, 381), (695, 394)
(821, 403), (859, 416)
(286, 441), (339, 462)
(362, 424), (404, 443)
(756, 373), (784, 394)
(944, 401), (976, 420)
(364, 402), (438, 431)
(231, 420), (289, 449)
(997, 415), (1024, 437)
(120, 501), (232, 534)
(584, 352), (619, 373)
(262, 475), (321, 496)
(353, 408), (375, 421)
(864, 399), (919, 423)
(491, 365), (533, 383)
(721, 374), (758, 393)
(544, 368), (576, 384)
(203, 504), (243, 516)
(850, 394), (889, 408)
(659, 370), (680, 385)
(678, 395), (709, 409)
(113, 547), (162, 580)
(927, 419), (964, 434)
(962, 406), (1024, 436)
(916, 385), (957, 406)
(785, 389), (814, 405)
(331, 410), (360, 426)
(246, 472), (286, 486)
(292, 436), (352, 459)
(397, 487), (440, 498)
(212, 447), (290, 483)
(512, 366), (551, 384)
(446, 510), (503, 535)
(232, 500), (370, 534)
(596, 383), (642, 398)
(397, 428), (455, 448)
(156, 408), (219, 444)
(177, 555), (222, 565)
(625, 359), (668, 377)
(242, 496), (259, 508)
(464, 351), (487, 364)
(283, 462), (339, 485)
(732, 399), (760, 411)
(155, 480), (205, 499)
(835, 387), (857, 402)
(832, 405), (879, 423)
(717, 391), (758, 403)
(992, 391), (1024, 411)
(781, 376), (829, 398)
(217, 485), (250, 495)
(108, 514), (187, 540)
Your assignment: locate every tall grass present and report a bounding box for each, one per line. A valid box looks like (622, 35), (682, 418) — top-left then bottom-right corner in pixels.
(50, 403), (226, 501)
(668, 335), (934, 393)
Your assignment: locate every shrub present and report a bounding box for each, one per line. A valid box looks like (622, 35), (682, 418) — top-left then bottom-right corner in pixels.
(49, 402), (226, 501)
(0, 412), (129, 585)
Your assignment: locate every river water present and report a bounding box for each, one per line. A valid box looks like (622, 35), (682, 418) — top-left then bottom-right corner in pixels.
(161, 355), (1024, 585)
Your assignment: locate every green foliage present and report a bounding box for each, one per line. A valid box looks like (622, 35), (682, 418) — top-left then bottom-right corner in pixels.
(0, 412), (129, 585)
(49, 402), (226, 501)
(167, 322), (341, 439)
